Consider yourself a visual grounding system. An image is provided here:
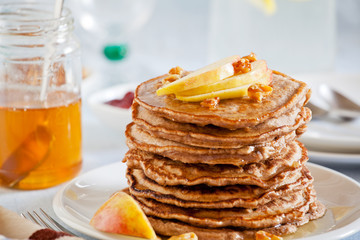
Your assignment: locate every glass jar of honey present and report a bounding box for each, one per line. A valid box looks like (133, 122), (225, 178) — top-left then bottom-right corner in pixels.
(0, 2), (82, 189)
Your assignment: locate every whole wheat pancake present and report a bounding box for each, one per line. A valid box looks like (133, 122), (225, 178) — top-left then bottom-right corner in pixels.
(132, 102), (311, 148)
(124, 140), (307, 187)
(148, 200), (326, 240)
(134, 186), (315, 228)
(135, 71), (311, 129)
(124, 61), (325, 239)
(126, 123), (297, 165)
(126, 166), (313, 204)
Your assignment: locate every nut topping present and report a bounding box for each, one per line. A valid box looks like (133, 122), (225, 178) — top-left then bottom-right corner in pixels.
(169, 66), (184, 75)
(162, 74), (180, 85)
(233, 52), (258, 74)
(162, 66), (187, 85)
(200, 97), (220, 110)
(248, 83), (273, 102)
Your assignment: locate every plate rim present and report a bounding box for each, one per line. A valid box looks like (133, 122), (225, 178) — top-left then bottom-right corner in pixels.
(296, 73), (360, 158)
(53, 162), (360, 240)
(309, 150), (360, 165)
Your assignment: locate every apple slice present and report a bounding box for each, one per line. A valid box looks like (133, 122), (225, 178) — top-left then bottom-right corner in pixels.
(176, 60), (267, 96)
(90, 192), (157, 239)
(156, 55), (241, 96)
(169, 232), (198, 240)
(176, 69), (272, 102)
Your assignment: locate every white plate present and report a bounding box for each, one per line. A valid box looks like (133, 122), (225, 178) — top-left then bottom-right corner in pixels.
(87, 83), (138, 134)
(295, 73), (360, 154)
(53, 162), (360, 240)
(300, 119), (360, 154)
(308, 151), (360, 165)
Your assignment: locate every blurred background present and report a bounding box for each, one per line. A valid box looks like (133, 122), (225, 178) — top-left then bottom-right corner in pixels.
(65, 0), (360, 89)
(62, 0), (360, 154)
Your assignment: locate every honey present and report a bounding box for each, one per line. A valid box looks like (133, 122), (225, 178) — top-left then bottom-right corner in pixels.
(0, 3), (82, 189)
(0, 90), (82, 189)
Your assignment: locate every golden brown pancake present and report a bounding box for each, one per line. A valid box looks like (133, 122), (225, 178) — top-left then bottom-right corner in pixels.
(126, 166), (313, 206)
(132, 102), (311, 148)
(134, 71), (311, 129)
(148, 200), (326, 240)
(126, 123), (298, 165)
(124, 140), (307, 187)
(134, 186), (315, 228)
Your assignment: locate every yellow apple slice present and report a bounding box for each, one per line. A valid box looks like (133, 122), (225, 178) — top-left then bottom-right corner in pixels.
(176, 60), (267, 96)
(176, 70), (272, 102)
(90, 191), (157, 239)
(176, 84), (250, 102)
(169, 232), (198, 240)
(156, 55), (241, 96)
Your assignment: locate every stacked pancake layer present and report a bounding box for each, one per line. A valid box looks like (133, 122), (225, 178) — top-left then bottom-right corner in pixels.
(123, 71), (326, 240)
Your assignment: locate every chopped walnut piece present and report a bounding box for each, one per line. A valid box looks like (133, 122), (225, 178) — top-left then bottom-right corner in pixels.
(248, 84), (273, 102)
(168, 232), (198, 240)
(255, 230), (283, 240)
(233, 53), (258, 74)
(244, 52), (257, 62)
(162, 74), (180, 85)
(169, 66), (184, 75)
(200, 97), (220, 110)
(162, 66), (188, 86)
(233, 58), (252, 74)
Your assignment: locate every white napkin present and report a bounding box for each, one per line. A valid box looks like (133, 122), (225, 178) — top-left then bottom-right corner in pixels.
(0, 206), (41, 239)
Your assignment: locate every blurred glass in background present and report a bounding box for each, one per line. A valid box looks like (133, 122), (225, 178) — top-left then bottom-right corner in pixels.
(67, 0), (156, 85)
(65, 0), (359, 88)
(208, 0), (336, 74)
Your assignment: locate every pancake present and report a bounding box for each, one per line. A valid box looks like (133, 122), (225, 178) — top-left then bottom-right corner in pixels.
(124, 140), (307, 187)
(134, 186), (315, 228)
(126, 166), (313, 205)
(135, 71), (311, 129)
(126, 123), (297, 165)
(132, 102), (311, 148)
(148, 200), (326, 240)
(124, 62), (325, 239)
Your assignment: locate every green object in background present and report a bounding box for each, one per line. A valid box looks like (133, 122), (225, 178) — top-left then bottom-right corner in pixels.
(103, 44), (128, 61)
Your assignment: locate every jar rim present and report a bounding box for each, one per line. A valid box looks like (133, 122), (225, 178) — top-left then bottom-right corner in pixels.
(0, 2), (73, 35)
(0, 2), (72, 24)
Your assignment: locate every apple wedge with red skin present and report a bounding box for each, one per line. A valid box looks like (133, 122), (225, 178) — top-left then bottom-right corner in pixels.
(90, 191), (157, 240)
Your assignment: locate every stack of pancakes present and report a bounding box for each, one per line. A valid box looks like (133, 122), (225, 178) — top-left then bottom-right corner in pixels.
(123, 70), (326, 239)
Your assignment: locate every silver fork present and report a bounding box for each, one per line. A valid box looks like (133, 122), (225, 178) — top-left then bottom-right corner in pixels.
(21, 208), (78, 237)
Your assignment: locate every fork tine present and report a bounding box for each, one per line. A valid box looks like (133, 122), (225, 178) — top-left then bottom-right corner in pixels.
(26, 211), (42, 226)
(39, 208), (75, 235)
(33, 210), (53, 230)
(22, 209), (77, 237)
